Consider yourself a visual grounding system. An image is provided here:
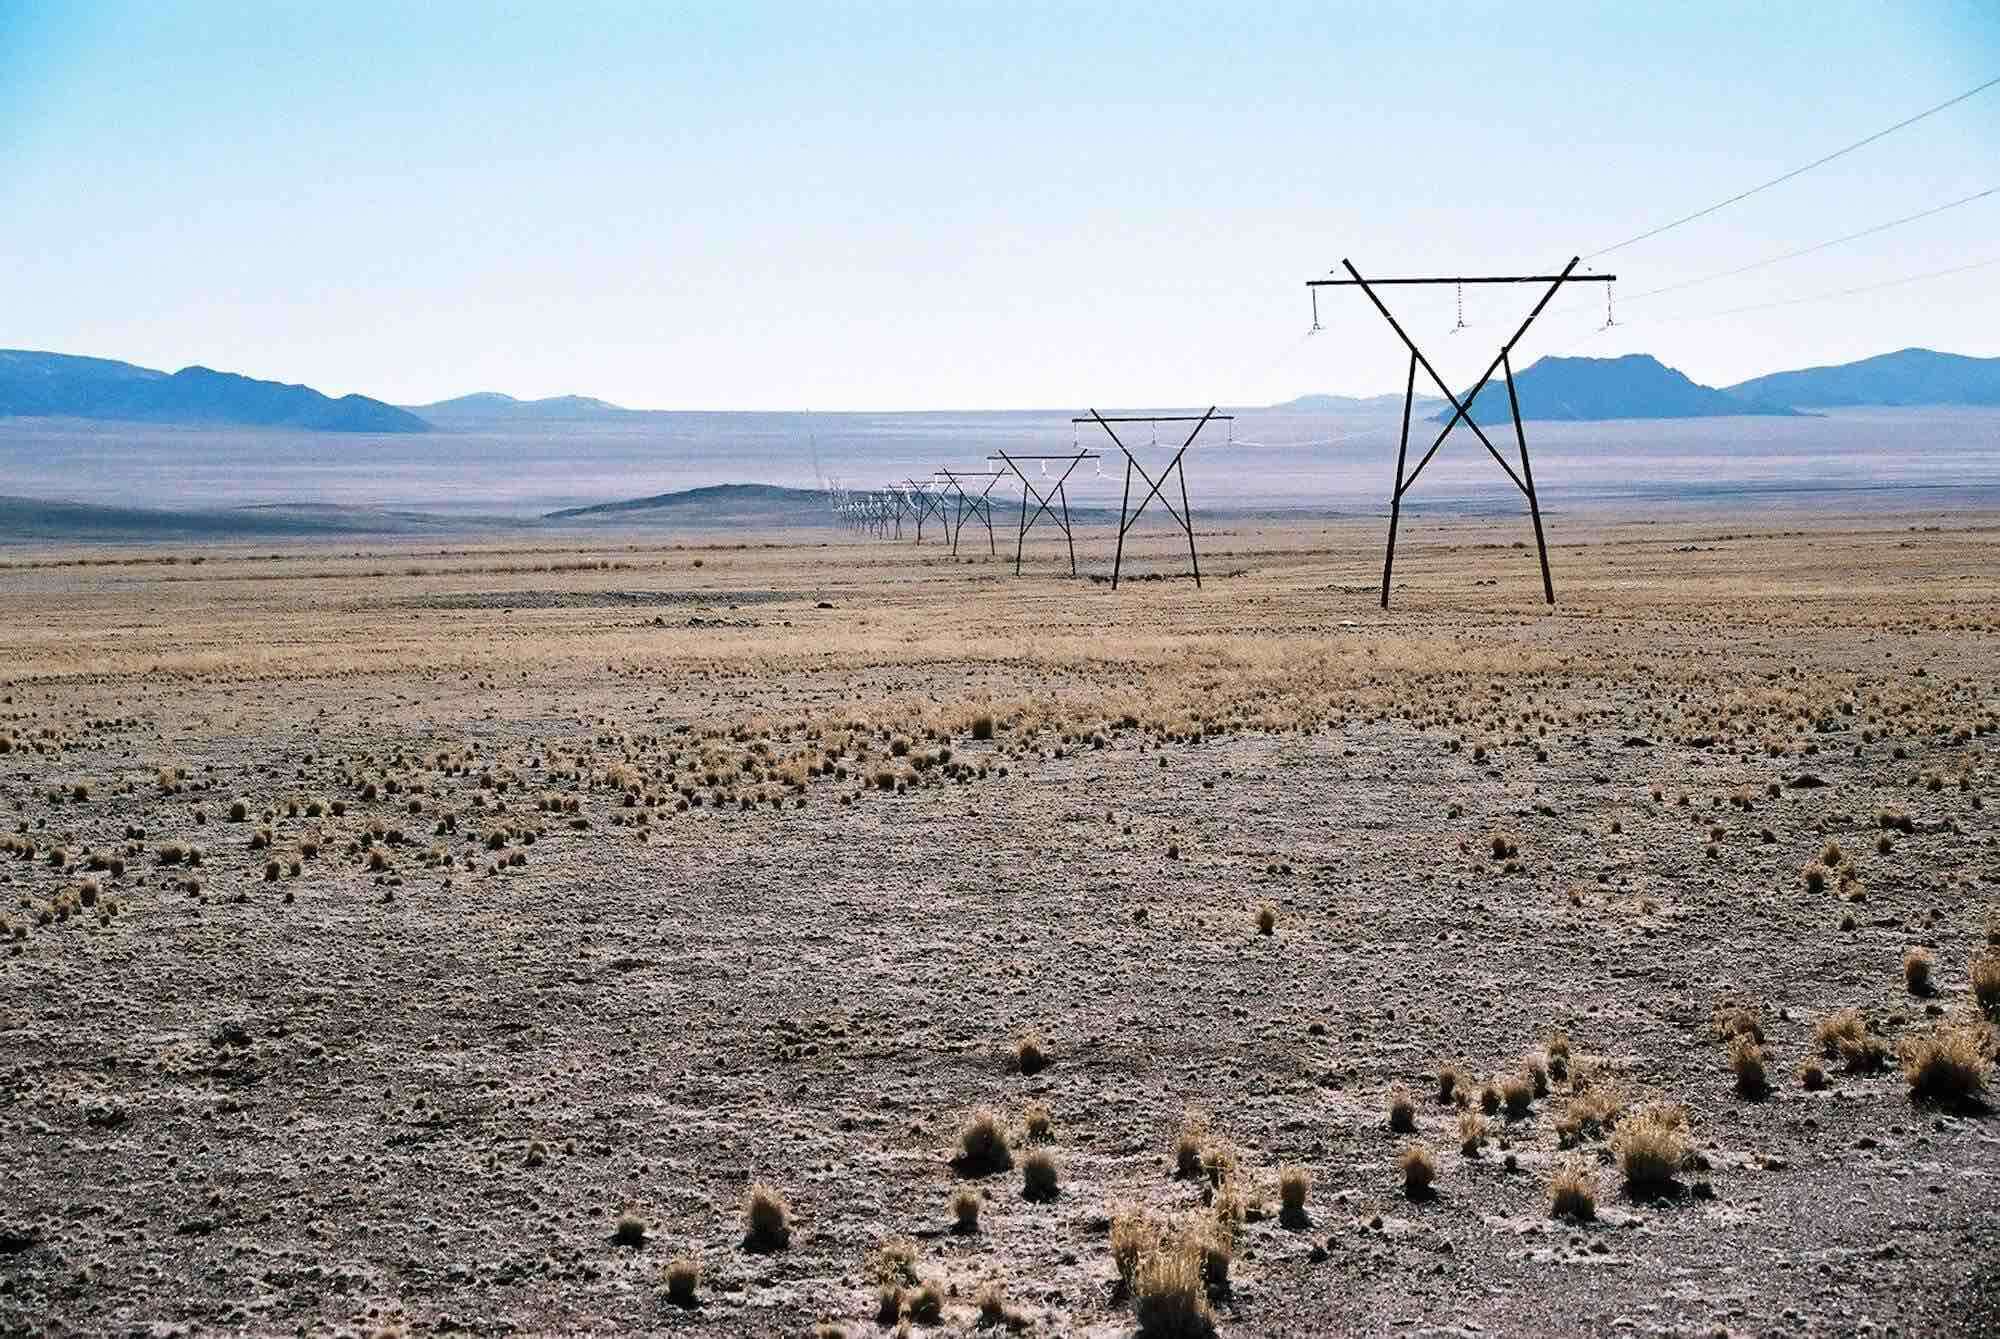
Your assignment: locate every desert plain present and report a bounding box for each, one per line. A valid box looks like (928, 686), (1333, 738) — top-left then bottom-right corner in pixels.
(2, 511), (1997, 1338)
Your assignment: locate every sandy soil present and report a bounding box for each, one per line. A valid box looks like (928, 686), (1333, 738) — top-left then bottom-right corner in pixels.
(2, 512), (1997, 1338)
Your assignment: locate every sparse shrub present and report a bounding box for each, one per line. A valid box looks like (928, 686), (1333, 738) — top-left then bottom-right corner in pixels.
(1398, 1143), (1436, 1198)
(1502, 1073), (1533, 1119)
(1479, 1082), (1501, 1116)
(1799, 1058), (1828, 1090)
(1255, 901), (1275, 935)
(971, 714), (995, 741)
(1901, 1018), (1992, 1104)
(1548, 1159), (1597, 1221)
(1436, 1063), (1462, 1103)
(664, 1252), (700, 1306)
(1972, 953), (2000, 1016)
(1903, 946), (1935, 995)
(1388, 1085), (1417, 1132)
(1457, 1109), (1487, 1156)
(957, 1108), (1013, 1174)
(1712, 1004), (1764, 1042)
(1277, 1165), (1309, 1226)
(613, 1213), (647, 1247)
(1610, 1105), (1688, 1196)
(1131, 1233), (1213, 1338)
(1172, 1111), (1208, 1179)
(743, 1182), (792, 1249)
(1109, 1207), (1153, 1290)
(1021, 1149), (1059, 1201)
(951, 1189), (981, 1234)
(1023, 1102), (1052, 1140)
(906, 1282), (945, 1324)
(1730, 1035), (1768, 1097)
(1013, 1030), (1049, 1075)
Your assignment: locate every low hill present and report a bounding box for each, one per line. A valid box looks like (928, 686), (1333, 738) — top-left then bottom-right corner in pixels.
(1726, 348), (2000, 408)
(1440, 354), (1798, 425)
(0, 496), (482, 543)
(1272, 392), (1446, 412)
(545, 483), (831, 526)
(0, 350), (427, 432)
(409, 391), (634, 425)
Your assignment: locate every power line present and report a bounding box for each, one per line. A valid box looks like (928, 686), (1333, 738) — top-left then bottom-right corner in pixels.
(1544, 253), (2000, 355)
(1695, 254), (2000, 318)
(1584, 73), (2000, 260)
(1623, 186), (1998, 301)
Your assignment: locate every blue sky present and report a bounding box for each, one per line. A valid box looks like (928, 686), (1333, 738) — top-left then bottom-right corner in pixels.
(3, 2), (1996, 409)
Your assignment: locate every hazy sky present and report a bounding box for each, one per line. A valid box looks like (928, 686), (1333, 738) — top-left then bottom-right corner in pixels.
(3, 2), (1996, 410)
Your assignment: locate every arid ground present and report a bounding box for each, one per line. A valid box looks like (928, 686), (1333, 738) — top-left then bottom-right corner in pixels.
(3, 512), (1997, 1338)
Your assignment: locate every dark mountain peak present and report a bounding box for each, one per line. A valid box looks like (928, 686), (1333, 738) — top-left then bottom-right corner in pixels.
(1726, 347), (2000, 408)
(0, 349), (427, 432)
(1439, 353), (1798, 424)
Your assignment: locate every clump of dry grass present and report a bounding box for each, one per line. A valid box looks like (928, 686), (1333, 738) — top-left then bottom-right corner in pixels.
(1900, 1018), (1992, 1105)
(1172, 1111), (1208, 1179)
(1973, 953), (2000, 1017)
(743, 1182), (792, 1249)
(1109, 1206), (1153, 1293)
(1457, 1109), (1488, 1157)
(664, 1252), (700, 1307)
(1397, 1143), (1436, 1198)
(1131, 1232), (1214, 1338)
(975, 1280), (1031, 1332)
(1610, 1105), (1688, 1196)
(952, 1189), (981, 1234)
(1021, 1149), (1059, 1201)
(1731, 1035), (1769, 1097)
(957, 1108), (1014, 1175)
(1436, 1063), (1463, 1104)
(1023, 1102), (1052, 1141)
(906, 1282), (945, 1325)
(1711, 1003), (1764, 1043)
(613, 1213), (647, 1247)
(1547, 1159), (1597, 1221)
(1799, 1058), (1828, 1091)
(1478, 1081), (1502, 1117)
(1255, 901), (1276, 935)
(1013, 1030), (1049, 1075)
(1904, 947), (1936, 995)
(1501, 1073), (1534, 1120)
(1277, 1165), (1309, 1227)
(1388, 1084), (1417, 1132)
(1545, 1031), (1572, 1081)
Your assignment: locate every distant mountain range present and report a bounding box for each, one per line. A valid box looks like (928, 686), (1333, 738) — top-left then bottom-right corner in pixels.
(4, 345), (1998, 432)
(0, 350), (425, 432)
(1272, 391), (1447, 413)
(1725, 348), (2000, 409)
(1440, 354), (1799, 425)
(407, 391), (635, 425)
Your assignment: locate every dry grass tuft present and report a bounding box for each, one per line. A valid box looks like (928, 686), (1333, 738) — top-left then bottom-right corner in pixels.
(1903, 946), (1935, 995)
(1730, 1035), (1769, 1097)
(1131, 1233), (1214, 1339)
(1109, 1206), (1154, 1292)
(906, 1282), (945, 1325)
(1397, 1143), (1436, 1198)
(1814, 1006), (1888, 1072)
(1501, 1073), (1534, 1120)
(952, 1189), (981, 1234)
(1457, 1109), (1488, 1156)
(1255, 901), (1276, 935)
(743, 1181), (792, 1249)
(1277, 1165), (1310, 1227)
(1013, 1030), (1050, 1075)
(1798, 1058), (1828, 1091)
(613, 1213), (647, 1248)
(664, 1252), (700, 1307)
(1711, 1003), (1764, 1043)
(1021, 1148), (1059, 1202)
(1610, 1105), (1688, 1197)
(1973, 952), (2000, 1017)
(1388, 1084), (1417, 1132)
(1436, 1063), (1463, 1104)
(1900, 1018), (1992, 1105)
(957, 1107), (1014, 1175)
(1547, 1159), (1597, 1221)
(1022, 1102), (1053, 1141)
(1172, 1111), (1208, 1179)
